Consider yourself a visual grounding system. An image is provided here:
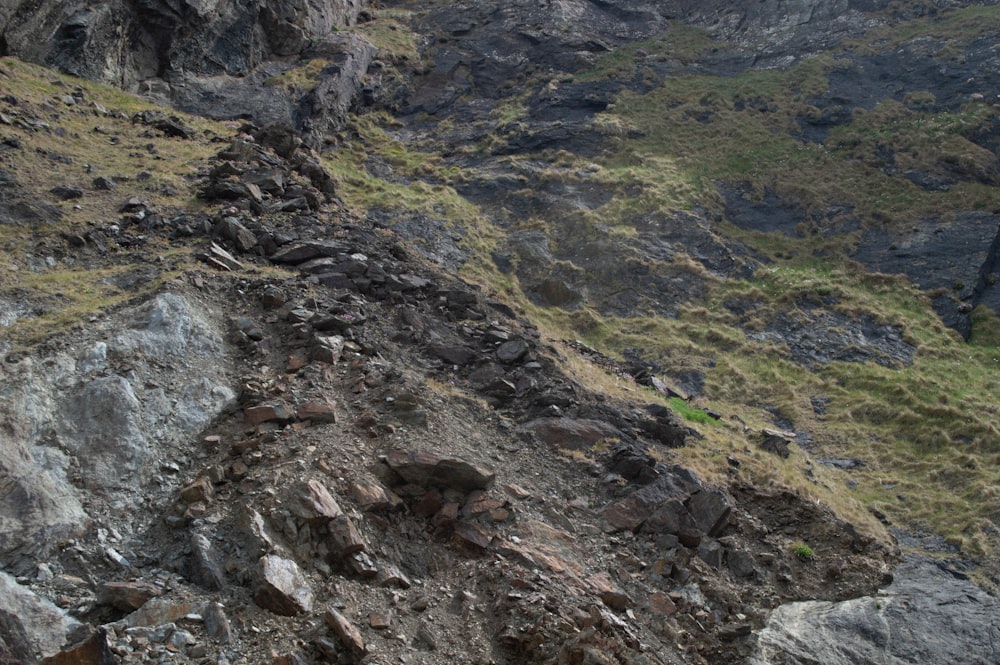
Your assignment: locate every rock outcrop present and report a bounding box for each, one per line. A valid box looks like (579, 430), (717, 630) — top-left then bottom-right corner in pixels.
(0, 0), (376, 144)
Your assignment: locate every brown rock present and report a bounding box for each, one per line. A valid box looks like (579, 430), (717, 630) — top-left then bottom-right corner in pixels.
(350, 478), (403, 512)
(453, 521), (494, 550)
(179, 476), (213, 504)
(99, 581), (162, 612)
(289, 479), (343, 523)
(296, 398), (338, 423)
(587, 572), (632, 611)
(369, 612), (392, 629)
(647, 592), (677, 617)
(385, 449), (495, 492)
(253, 555), (314, 616)
(325, 608), (366, 656)
(311, 335), (345, 364)
(376, 564), (412, 589)
(522, 417), (623, 451)
(329, 515), (366, 557)
(244, 402), (295, 425)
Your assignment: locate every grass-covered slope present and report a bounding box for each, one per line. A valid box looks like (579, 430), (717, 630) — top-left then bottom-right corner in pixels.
(327, 4), (1000, 585)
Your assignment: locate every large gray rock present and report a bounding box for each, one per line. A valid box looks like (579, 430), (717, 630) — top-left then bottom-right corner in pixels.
(0, 293), (234, 570)
(752, 556), (1000, 665)
(0, 571), (83, 660)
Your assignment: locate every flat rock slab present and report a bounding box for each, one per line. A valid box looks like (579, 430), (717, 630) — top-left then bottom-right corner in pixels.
(385, 449), (495, 492)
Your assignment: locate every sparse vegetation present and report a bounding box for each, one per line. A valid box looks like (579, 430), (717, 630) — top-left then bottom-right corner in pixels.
(793, 543), (815, 560)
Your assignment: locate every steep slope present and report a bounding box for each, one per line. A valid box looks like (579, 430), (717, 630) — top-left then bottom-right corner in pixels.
(2, 0), (1000, 663)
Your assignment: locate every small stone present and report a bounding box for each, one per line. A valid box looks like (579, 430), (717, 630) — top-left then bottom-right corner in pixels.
(191, 533), (226, 590)
(92, 176), (117, 190)
(350, 478), (403, 512)
(376, 564), (412, 589)
(385, 449), (495, 492)
(311, 335), (345, 363)
(414, 624), (437, 651)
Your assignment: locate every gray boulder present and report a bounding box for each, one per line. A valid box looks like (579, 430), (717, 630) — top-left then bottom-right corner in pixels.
(752, 556), (1000, 665)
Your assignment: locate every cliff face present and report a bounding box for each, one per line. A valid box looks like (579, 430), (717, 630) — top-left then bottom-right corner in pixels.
(1, 0), (375, 143)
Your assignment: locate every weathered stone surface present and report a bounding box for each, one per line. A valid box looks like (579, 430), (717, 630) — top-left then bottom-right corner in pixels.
(522, 418), (623, 451)
(39, 627), (115, 665)
(296, 398), (339, 423)
(253, 555), (314, 616)
(687, 490), (732, 537)
(289, 480), (343, 523)
(759, 429), (793, 458)
(203, 602), (233, 644)
(0, 572), (82, 659)
(752, 556), (1000, 665)
(329, 515), (366, 557)
(428, 343), (477, 366)
(125, 596), (197, 628)
(350, 478), (403, 512)
(311, 335), (345, 364)
(325, 608), (366, 656)
(98, 581), (162, 612)
(385, 449), (495, 492)
(191, 532), (226, 591)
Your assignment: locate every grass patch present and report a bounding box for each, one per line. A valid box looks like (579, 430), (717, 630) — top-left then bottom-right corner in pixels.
(669, 396), (718, 424)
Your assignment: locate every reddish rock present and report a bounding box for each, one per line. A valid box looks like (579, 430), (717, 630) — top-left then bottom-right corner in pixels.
(296, 398), (338, 423)
(587, 572), (632, 611)
(325, 608), (366, 656)
(244, 402), (294, 425)
(647, 592), (677, 617)
(289, 479), (342, 523)
(40, 628), (115, 665)
(453, 521), (494, 550)
(376, 564), (412, 589)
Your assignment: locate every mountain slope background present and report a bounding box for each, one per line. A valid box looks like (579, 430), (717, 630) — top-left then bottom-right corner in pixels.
(1, 0), (1000, 663)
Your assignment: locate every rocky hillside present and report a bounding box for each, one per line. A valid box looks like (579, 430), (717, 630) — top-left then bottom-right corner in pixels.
(1, 0), (1000, 664)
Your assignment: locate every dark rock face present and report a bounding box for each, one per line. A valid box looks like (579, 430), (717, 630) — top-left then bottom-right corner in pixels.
(0, 0), (375, 145)
(752, 555), (1000, 665)
(853, 213), (1000, 338)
